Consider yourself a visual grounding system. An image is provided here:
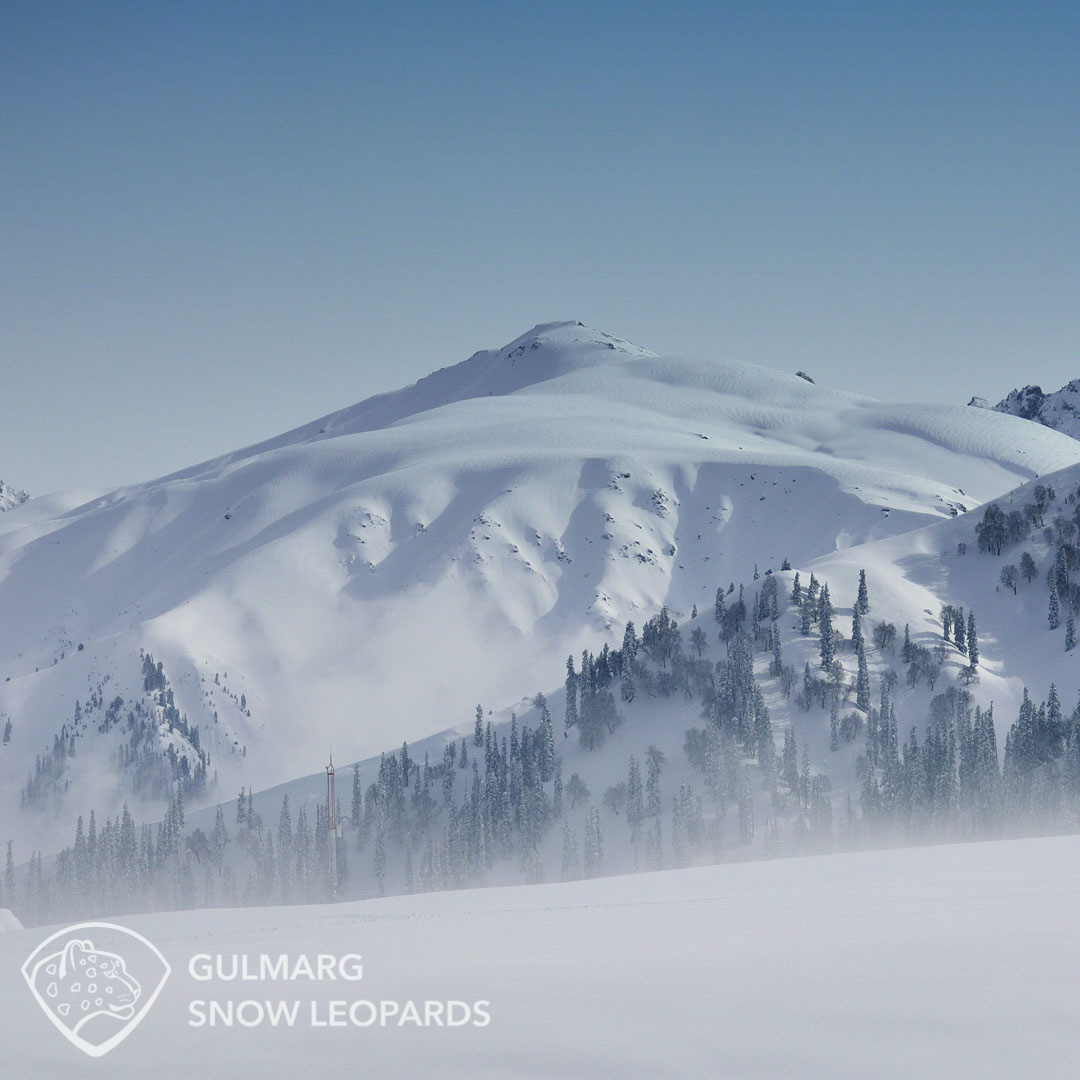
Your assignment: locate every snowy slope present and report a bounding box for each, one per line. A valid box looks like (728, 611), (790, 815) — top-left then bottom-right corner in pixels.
(0, 835), (1076, 1080)
(182, 457), (1080, 907)
(972, 378), (1080, 439)
(3, 321), (1080, 852)
(809, 458), (1080, 726)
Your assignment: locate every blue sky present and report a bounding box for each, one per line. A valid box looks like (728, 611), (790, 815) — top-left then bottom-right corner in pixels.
(2, 1), (1078, 492)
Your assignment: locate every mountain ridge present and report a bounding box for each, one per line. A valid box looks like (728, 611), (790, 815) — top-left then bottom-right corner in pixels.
(970, 377), (1080, 439)
(3, 323), (1080, 853)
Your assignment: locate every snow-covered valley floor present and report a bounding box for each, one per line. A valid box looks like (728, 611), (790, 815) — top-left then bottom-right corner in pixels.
(1, 835), (1075, 1079)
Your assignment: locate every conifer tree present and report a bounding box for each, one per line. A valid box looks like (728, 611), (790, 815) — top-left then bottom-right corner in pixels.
(212, 806), (228, 866)
(672, 793), (689, 868)
(560, 822), (580, 881)
(583, 807), (603, 877)
(856, 569), (870, 614)
(474, 704), (484, 746)
(966, 612), (979, 669)
(645, 746), (664, 818)
(1067, 617), (1076, 652)
(770, 627), (783, 677)
(626, 755), (644, 834)
(819, 585), (835, 669)
(856, 644), (871, 712)
(782, 729), (798, 791)
(1049, 577), (1061, 630)
(738, 770), (754, 843)
(564, 656), (578, 730)
(373, 816), (386, 896)
(646, 818), (663, 870)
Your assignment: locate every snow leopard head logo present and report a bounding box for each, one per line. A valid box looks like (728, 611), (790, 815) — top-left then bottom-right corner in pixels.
(22, 922), (171, 1057)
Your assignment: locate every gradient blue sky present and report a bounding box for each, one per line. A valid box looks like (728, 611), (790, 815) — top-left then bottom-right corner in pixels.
(2, 1), (1078, 493)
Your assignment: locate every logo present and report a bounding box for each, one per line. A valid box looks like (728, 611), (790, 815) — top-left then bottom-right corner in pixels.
(21, 922), (171, 1058)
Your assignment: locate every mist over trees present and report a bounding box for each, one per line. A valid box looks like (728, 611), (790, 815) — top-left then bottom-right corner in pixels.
(7, 480), (1080, 928)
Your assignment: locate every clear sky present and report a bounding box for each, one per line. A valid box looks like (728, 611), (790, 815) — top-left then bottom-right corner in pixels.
(2, 1), (1078, 494)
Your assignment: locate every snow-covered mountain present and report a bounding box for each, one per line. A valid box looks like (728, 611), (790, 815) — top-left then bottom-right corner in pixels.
(4, 321), (1080, 855)
(0, 480), (28, 513)
(970, 378), (1080, 439)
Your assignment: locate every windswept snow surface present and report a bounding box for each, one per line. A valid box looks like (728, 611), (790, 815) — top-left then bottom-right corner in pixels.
(0, 835), (1075, 1079)
(3, 321), (1080, 847)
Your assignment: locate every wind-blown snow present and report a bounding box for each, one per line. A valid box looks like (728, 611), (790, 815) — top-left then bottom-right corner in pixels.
(0, 835), (1074, 1079)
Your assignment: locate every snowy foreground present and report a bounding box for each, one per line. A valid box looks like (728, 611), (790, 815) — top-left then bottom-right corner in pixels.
(0, 836), (1076, 1079)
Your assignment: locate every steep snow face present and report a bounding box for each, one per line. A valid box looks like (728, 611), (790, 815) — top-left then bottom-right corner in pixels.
(978, 379), (1080, 438)
(3, 322), (1080, 846)
(0, 480), (29, 512)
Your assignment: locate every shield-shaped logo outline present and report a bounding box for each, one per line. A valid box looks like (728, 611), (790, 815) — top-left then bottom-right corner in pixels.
(21, 921), (171, 1058)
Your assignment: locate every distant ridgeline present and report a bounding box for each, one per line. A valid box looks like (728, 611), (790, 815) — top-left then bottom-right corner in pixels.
(971, 378), (1080, 440)
(6, 471), (1080, 926)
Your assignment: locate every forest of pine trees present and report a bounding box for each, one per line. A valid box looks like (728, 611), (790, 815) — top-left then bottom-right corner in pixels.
(7, 487), (1080, 927)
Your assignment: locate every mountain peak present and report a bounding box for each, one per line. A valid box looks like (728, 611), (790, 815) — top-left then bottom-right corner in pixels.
(0, 479), (29, 512)
(492, 321), (657, 365)
(984, 378), (1080, 439)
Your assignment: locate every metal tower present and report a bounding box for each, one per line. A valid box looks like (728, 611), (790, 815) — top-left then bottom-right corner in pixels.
(326, 750), (338, 902)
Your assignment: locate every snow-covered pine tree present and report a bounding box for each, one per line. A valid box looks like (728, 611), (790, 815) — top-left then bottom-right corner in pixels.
(856, 569), (870, 614)
(565, 656), (578, 729)
(966, 612), (979, 669)
(738, 770), (754, 843)
(645, 746), (664, 818)
(819, 585), (835, 669)
(954, 609), (967, 655)
(646, 817), (662, 871)
(583, 807), (603, 877)
(856, 643), (871, 712)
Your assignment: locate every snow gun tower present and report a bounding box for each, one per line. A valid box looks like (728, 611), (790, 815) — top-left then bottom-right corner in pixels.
(326, 750), (338, 901)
